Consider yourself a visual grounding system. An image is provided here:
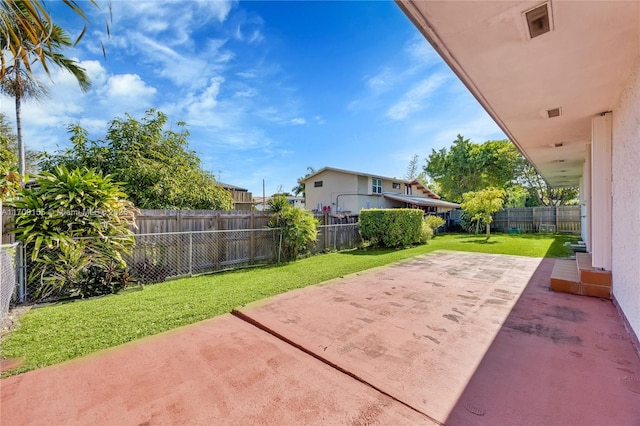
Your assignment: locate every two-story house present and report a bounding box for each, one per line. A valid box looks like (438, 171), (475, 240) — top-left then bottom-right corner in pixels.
(300, 167), (459, 214)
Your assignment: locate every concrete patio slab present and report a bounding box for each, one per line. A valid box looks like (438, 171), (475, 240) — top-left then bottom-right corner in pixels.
(235, 251), (640, 425)
(2, 250), (639, 425)
(0, 314), (433, 426)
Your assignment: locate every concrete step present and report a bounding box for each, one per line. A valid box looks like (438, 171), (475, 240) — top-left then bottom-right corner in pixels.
(550, 257), (611, 299)
(576, 252), (612, 287)
(550, 259), (580, 295)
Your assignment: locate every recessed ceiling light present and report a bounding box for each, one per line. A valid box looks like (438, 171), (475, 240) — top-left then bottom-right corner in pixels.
(525, 3), (552, 39)
(547, 107), (561, 118)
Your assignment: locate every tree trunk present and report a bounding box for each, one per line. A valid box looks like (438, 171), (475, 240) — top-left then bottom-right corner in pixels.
(15, 62), (25, 175)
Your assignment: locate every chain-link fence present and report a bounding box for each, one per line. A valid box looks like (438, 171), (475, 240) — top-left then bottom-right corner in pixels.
(127, 228), (280, 283)
(17, 224), (361, 301)
(0, 243), (19, 320)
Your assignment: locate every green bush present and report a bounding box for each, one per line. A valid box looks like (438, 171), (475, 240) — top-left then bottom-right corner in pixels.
(359, 209), (423, 248)
(420, 221), (434, 243)
(424, 215), (445, 234)
(11, 166), (137, 300)
(267, 195), (319, 261)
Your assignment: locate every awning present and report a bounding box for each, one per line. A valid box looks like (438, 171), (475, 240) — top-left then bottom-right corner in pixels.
(383, 193), (460, 209)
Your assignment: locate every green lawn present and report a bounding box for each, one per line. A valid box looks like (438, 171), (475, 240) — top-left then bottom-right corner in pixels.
(1, 232), (578, 376)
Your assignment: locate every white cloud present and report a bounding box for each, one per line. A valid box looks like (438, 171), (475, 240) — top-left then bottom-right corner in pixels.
(290, 118), (306, 125)
(106, 74), (157, 99)
(386, 74), (449, 120)
(185, 76), (225, 119)
(404, 34), (440, 66)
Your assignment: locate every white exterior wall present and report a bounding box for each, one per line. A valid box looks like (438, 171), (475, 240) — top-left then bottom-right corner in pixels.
(304, 170), (357, 213)
(612, 58), (640, 341)
(304, 170), (406, 213)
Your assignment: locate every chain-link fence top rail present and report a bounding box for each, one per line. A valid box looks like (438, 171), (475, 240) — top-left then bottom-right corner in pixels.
(0, 243), (18, 320)
(19, 224), (360, 302)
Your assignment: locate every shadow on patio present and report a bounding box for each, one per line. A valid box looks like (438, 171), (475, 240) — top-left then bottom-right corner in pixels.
(444, 258), (640, 425)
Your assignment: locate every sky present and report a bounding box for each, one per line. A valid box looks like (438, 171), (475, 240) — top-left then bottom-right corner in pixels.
(0, 0), (506, 196)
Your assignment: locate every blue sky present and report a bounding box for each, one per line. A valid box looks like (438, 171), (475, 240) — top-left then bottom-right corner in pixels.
(0, 0), (505, 196)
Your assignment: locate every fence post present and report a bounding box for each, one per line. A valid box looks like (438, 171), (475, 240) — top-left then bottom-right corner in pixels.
(17, 242), (25, 303)
(324, 224), (329, 251)
(507, 208), (511, 231)
(555, 206), (559, 232)
(188, 232), (193, 275)
(249, 212), (255, 264)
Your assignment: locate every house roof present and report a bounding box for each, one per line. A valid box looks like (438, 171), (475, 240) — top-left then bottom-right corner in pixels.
(300, 167), (403, 185)
(397, 1), (639, 187)
(217, 182), (248, 192)
(383, 193), (460, 209)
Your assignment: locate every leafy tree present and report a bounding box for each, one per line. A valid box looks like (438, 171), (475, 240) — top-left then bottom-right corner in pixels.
(405, 154), (429, 187)
(424, 135), (522, 203)
(460, 187), (505, 240)
(11, 166), (137, 300)
(515, 160), (579, 206)
(0, 2), (91, 174)
(0, 112), (39, 174)
(41, 109), (234, 210)
(0, 114), (17, 173)
(424, 135), (578, 207)
(267, 194), (318, 261)
(292, 166), (316, 197)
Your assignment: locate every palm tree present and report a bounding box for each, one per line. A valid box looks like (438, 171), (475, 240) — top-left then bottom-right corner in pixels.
(0, 20), (91, 175)
(0, 0), (106, 80)
(292, 166), (316, 198)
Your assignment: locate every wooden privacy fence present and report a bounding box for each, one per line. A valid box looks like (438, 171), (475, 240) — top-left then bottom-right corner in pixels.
(491, 206), (581, 233)
(131, 210), (342, 234)
(133, 210), (275, 234)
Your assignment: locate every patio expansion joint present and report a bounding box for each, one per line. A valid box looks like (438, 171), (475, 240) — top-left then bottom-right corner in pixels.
(230, 308), (443, 426)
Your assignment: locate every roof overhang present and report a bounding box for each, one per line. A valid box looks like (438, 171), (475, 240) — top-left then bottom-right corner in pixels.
(396, 0), (640, 187)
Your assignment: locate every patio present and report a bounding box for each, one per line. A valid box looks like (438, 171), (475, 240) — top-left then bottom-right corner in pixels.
(1, 251), (638, 425)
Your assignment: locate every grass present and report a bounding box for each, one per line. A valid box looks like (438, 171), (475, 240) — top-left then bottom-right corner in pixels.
(1, 232), (578, 376)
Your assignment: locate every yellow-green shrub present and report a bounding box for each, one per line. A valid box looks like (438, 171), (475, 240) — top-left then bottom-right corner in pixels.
(359, 209), (423, 248)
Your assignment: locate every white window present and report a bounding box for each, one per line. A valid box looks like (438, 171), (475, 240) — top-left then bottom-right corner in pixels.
(314, 181), (323, 187)
(392, 182), (401, 190)
(372, 178), (382, 194)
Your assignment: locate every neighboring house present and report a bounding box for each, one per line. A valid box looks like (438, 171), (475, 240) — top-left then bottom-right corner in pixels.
(300, 167), (460, 214)
(397, 1), (639, 344)
(217, 182), (253, 211)
(254, 195), (306, 212)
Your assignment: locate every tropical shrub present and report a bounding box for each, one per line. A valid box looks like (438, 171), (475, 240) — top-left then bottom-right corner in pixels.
(267, 194), (318, 261)
(11, 166), (137, 300)
(424, 215), (445, 234)
(359, 209), (423, 248)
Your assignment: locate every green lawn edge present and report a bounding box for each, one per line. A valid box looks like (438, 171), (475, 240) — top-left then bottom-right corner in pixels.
(1, 233), (578, 377)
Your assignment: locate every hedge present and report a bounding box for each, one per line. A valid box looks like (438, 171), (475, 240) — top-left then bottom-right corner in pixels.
(359, 209), (424, 248)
